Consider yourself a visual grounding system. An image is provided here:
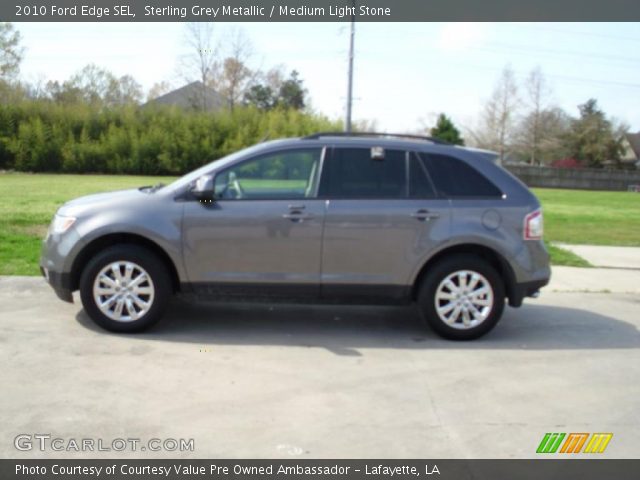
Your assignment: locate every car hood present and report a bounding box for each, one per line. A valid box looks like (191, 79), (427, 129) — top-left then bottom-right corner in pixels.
(58, 188), (151, 216)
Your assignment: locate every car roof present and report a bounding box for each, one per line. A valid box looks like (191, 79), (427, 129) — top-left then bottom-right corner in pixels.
(261, 134), (476, 156)
(456, 145), (499, 155)
(290, 134), (500, 163)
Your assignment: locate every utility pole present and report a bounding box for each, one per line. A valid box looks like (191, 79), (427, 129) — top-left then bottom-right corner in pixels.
(345, 2), (355, 132)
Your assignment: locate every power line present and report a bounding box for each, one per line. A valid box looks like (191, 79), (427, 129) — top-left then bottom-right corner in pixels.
(478, 42), (640, 66)
(434, 59), (640, 90)
(542, 73), (640, 90)
(354, 45), (640, 89)
(505, 23), (640, 44)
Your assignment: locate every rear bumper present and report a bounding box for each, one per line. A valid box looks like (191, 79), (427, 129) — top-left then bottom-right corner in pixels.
(40, 266), (74, 303)
(508, 278), (549, 308)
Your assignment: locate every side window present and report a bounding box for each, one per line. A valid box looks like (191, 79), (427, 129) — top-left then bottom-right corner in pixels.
(214, 148), (322, 200)
(322, 148), (407, 199)
(409, 154), (436, 198)
(419, 153), (502, 198)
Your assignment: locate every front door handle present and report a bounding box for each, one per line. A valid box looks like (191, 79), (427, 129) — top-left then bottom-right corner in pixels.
(411, 209), (440, 221)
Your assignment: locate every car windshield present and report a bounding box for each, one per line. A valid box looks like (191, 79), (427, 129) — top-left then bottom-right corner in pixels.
(166, 142), (275, 192)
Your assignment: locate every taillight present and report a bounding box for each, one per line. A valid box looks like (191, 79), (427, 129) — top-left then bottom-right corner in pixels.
(524, 209), (543, 240)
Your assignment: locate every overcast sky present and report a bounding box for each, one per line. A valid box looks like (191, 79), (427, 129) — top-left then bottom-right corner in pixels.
(15, 22), (640, 133)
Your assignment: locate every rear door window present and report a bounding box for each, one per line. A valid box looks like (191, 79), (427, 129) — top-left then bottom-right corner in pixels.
(321, 148), (407, 199)
(409, 154), (436, 198)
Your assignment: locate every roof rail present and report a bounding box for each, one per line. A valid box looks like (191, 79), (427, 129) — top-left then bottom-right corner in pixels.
(301, 131), (451, 145)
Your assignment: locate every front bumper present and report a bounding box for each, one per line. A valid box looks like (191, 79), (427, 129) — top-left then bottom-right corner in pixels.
(40, 221), (85, 304)
(40, 266), (74, 303)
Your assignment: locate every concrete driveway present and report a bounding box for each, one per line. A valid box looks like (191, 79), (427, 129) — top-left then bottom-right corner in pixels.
(1, 276), (639, 459)
(554, 244), (640, 270)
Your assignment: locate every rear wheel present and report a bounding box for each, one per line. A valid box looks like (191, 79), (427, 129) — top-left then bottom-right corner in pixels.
(79, 245), (171, 332)
(417, 255), (505, 340)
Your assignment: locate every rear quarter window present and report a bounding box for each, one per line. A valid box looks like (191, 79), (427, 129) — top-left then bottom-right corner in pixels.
(419, 153), (503, 198)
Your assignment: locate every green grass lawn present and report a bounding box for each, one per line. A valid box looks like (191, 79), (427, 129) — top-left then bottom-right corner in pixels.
(0, 173), (175, 275)
(533, 188), (640, 247)
(544, 242), (593, 268)
(1, 173), (638, 275)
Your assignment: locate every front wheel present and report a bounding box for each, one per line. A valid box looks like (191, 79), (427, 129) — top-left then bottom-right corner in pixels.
(79, 245), (171, 332)
(417, 255), (505, 340)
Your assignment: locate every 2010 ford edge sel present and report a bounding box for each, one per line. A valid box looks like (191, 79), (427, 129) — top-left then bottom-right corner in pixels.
(40, 133), (550, 340)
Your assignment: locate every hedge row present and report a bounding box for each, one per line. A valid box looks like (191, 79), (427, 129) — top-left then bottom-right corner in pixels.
(0, 101), (341, 175)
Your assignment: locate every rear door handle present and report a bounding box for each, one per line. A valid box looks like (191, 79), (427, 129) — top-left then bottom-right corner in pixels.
(282, 212), (314, 221)
(411, 209), (440, 221)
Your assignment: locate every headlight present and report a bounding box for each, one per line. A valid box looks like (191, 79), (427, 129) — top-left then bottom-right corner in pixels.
(50, 214), (77, 234)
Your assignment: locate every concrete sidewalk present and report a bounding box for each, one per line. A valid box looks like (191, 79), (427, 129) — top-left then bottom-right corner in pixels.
(555, 244), (640, 269)
(549, 266), (640, 294)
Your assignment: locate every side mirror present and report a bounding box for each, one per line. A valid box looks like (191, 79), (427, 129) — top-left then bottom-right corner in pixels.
(191, 174), (215, 201)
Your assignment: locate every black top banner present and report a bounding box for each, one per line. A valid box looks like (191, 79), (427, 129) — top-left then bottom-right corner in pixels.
(4, 0), (640, 22)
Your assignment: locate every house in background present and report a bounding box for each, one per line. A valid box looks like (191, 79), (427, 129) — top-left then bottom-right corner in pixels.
(143, 81), (224, 112)
(621, 132), (640, 169)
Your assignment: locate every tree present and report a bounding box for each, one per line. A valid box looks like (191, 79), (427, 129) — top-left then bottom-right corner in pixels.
(471, 66), (519, 164)
(429, 113), (464, 145)
(147, 81), (172, 101)
(567, 99), (626, 168)
(45, 80), (82, 105)
(45, 65), (142, 106)
(66, 64), (115, 104)
(244, 69), (307, 111)
(218, 57), (253, 111)
(216, 28), (255, 111)
(45, 80), (85, 104)
(0, 23), (23, 80)
(264, 66), (286, 93)
(24, 74), (49, 100)
(105, 74), (143, 105)
(514, 107), (572, 164)
(181, 23), (218, 111)
(243, 84), (276, 110)
(518, 67), (553, 165)
(533, 107), (571, 162)
(277, 70), (306, 110)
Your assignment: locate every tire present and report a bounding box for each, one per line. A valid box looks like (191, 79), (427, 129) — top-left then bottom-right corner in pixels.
(79, 245), (172, 332)
(417, 255), (505, 340)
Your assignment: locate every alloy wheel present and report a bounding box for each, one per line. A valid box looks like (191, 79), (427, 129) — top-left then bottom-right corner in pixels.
(92, 261), (155, 322)
(434, 270), (494, 329)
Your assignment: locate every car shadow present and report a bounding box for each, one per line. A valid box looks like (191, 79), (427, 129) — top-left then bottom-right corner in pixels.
(74, 296), (640, 353)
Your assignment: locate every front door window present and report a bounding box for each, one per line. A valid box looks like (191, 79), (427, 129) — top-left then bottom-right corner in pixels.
(214, 149), (322, 200)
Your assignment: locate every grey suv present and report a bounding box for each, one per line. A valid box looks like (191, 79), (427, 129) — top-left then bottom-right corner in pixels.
(40, 133), (550, 340)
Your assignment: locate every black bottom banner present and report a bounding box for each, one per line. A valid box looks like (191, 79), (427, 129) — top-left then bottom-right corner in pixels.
(2, 459), (639, 480)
